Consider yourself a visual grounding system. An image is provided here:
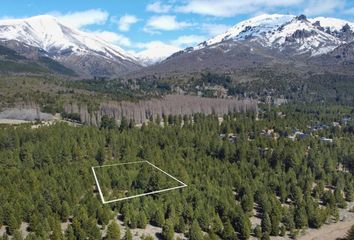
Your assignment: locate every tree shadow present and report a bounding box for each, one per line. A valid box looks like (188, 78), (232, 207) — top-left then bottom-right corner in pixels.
(155, 232), (164, 240)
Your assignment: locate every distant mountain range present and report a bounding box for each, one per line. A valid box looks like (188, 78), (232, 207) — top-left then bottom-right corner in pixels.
(192, 14), (353, 56)
(135, 14), (354, 77)
(0, 14), (353, 77)
(0, 15), (142, 77)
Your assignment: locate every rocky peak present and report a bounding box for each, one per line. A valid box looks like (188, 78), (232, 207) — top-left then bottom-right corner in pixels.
(296, 14), (308, 21)
(341, 23), (352, 33)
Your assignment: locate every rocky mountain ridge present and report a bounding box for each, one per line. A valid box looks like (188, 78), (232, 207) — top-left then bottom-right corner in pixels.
(0, 15), (142, 77)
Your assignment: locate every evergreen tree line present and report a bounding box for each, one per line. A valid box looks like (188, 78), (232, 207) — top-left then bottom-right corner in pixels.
(0, 104), (353, 239)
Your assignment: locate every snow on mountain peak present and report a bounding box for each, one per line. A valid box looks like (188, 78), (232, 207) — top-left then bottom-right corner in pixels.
(1, 14), (353, 67)
(192, 14), (353, 56)
(311, 17), (354, 32)
(0, 15), (137, 62)
(199, 14), (295, 48)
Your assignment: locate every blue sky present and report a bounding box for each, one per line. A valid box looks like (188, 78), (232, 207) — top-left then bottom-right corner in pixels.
(1, 0), (354, 60)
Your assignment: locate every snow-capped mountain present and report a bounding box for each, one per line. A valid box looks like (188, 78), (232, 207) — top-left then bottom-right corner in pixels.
(132, 14), (354, 77)
(192, 14), (353, 56)
(310, 17), (354, 32)
(1, 14), (353, 77)
(0, 15), (142, 76)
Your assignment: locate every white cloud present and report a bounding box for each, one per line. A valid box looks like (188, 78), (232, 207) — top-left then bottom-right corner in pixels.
(53, 9), (109, 29)
(133, 34), (206, 63)
(146, 1), (172, 13)
(0, 15), (16, 20)
(134, 41), (181, 63)
(176, 0), (303, 17)
(117, 14), (138, 32)
(171, 35), (206, 47)
(145, 15), (192, 32)
(91, 31), (131, 47)
(201, 23), (232, 37)
(304, 0), (345, 16)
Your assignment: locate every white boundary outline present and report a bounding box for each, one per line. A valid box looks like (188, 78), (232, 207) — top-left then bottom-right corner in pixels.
(92, 160), (187, 204)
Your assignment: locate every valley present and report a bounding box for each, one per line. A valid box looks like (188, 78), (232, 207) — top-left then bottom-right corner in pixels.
(0, 5), (354, 240)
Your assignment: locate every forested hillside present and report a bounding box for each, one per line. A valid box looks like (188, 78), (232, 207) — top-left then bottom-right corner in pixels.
(0, 44), (76, 76)
(0, 104), (353, 239)
(0, 75), (257, 126)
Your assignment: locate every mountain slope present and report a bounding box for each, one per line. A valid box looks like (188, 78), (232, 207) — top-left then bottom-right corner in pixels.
(0, 15), (142, 77)
(193, 14), (348, 56)
(131, 14), (354, 77)
(0, 43), (76, 75)
(308, 41), (354, 75)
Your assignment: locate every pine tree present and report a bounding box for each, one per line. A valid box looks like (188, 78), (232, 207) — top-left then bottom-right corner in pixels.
(161, 221), (174, 240)
(222, 221), (237, 240)
(279, 225), (286, 236)
(7, 214), (19, 235)
(154, 209), (165, 227)
(261, 232), (270, 240)
(166, 204), (176, 220)
(334, 187), (347, 208)
(183, 204), (194, 224)
(239, 214), (251, 240)
(2, 233), (9, 240)
(294, 205), (307, 229)
(346, 225), (354, 240)
(85, 217), (101, 239)
(308, 207), (323, 229)
(24, 233), (36, 240)
(96, 147), (106, 166)
(64, 225), (75, 240)
(198, 210), (211, 231)
(209, 232), (221, 240)
(240, 189), (254, 213)
(72, 218), (86, 240)
(107, 221), (121, 240)
(254, 225), (262, 239)
(282, 208), (295, 231)
(345, 185), (354, 201)
(137, 211), (148, 229)
(212, 214), (223, 235)
(61, 201), (70, 222)
(101, 115), (116, 129)
(12, 231), (23, 240)
(20, 144), (34, 168)
(50, 220), (63, 240)
(124, 228), (132, 240)
(189, 220), (204, 240)
(270, 213), (280, 236)
(120, 117), (128, 131)
(101, 207), (111, 226)
(175, 216), (186, 233)
(155, 115), (161, 125)
(261, 213), (271, 234)
(278, 182), (288, 203)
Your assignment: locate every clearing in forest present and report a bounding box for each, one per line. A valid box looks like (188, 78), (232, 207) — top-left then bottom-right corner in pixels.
(92, 160), (187, 204)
